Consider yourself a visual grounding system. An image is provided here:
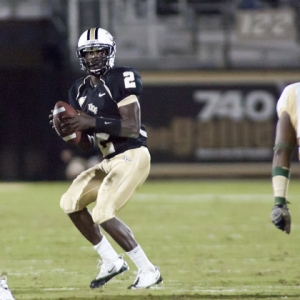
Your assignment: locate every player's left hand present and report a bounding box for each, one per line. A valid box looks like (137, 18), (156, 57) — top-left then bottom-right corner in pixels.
(61, 111), (96, 133)
(270, 204), (291, 234)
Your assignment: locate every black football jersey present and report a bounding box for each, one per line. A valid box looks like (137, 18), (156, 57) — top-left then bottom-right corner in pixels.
(68, 66), (147, 158)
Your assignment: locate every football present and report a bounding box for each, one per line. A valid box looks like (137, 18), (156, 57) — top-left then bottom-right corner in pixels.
(53, 101), (82, 145)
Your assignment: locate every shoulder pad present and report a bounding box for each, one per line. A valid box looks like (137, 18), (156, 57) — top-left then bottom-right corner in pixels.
(68, 76), (90, 109)
(103, 67), (143, 102)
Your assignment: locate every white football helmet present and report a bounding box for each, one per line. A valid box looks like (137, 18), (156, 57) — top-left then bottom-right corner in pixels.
(76, 28), (116, 76)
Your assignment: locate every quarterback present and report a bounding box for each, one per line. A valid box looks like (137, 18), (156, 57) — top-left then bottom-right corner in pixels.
(50, 27), (162, 289)
(270, 82), (300, 234)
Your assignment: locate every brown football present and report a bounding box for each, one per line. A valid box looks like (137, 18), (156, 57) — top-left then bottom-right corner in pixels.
(53, 101), (82, 145)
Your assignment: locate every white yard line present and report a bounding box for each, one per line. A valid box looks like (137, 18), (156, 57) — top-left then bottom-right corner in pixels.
(133, 193), (274, 202)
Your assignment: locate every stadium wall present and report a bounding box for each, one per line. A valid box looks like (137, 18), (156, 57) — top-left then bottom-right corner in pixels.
(140, 70), (300, 179)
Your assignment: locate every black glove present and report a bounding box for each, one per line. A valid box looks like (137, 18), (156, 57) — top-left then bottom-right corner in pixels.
(270, 204), (291, 234)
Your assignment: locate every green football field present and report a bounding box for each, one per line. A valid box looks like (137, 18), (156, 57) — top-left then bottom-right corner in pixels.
(1, 179), (300, 300)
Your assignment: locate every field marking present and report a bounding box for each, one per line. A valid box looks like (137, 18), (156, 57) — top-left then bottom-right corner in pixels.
(42, 287), (79, 291)
(0, 183), (27, 192)
(133, 193), (273, 202)
(161, 284), (300, 293)
(200, 289), (243, 293)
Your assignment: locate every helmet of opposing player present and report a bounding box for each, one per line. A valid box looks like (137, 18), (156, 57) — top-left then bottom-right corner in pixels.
(76, 28), (116, 76)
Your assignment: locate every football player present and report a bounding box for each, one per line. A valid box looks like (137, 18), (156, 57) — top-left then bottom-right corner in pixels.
(50, 28), (162, 289)
(270, 83), (300, 234)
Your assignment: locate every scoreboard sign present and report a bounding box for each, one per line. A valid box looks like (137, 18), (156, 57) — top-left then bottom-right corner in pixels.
(236, 9), (296, 42)
(141, 84), (279, 162)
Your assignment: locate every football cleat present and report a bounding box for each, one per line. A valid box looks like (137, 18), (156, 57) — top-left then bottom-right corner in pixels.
(128, 266), (163, 289)
(90, 255), (129, 289)
(0, 276), (15, 300)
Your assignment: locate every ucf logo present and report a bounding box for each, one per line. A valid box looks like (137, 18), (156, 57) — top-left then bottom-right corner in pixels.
(88, 103), (98, 115)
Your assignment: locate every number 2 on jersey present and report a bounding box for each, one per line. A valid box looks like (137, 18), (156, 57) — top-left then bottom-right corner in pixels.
(96, 133), (115, 157)
(123, 71), (136, 88)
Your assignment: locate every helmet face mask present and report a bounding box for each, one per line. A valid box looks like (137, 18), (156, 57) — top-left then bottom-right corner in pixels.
(76, 28), (116, 76)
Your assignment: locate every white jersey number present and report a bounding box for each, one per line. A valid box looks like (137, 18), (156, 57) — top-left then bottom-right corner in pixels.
(96, 133), (115, 157)
(123, 71), (136, 89)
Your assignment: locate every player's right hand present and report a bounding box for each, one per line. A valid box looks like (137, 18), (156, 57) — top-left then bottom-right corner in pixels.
(270, 204), (291, 234)
(61, 111), (95, 133)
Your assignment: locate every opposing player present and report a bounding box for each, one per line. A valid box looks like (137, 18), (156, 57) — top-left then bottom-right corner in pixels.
(50, 28), (162, 289)
(270, 83), (300, 234)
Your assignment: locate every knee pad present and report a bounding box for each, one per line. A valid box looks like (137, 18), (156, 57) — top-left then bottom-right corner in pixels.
(60, 192), (77, 214)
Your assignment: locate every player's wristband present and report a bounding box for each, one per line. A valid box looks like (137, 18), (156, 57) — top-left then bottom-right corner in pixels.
(272, 166), (290, 206)
(274, 197), (287, 205)
(95, 117), (121, 136)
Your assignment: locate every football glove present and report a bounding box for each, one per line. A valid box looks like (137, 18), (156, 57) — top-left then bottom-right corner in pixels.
(270, 204), (291, 234)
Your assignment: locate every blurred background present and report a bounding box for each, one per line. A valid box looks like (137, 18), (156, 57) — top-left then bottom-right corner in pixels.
(1, 0), (300, 181)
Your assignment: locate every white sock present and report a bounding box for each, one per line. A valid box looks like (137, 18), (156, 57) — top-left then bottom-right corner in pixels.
(126, 245), (155, 272)
(94, 236), (119, 262)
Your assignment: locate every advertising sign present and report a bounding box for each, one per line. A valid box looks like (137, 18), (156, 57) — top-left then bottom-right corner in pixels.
(141, 84), (279, 162)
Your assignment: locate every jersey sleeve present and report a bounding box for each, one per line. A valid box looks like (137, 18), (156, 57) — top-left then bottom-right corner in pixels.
(276, 83), (297, 116)
(68, 80), (83, 110)
(105, 67), (143, 103)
